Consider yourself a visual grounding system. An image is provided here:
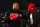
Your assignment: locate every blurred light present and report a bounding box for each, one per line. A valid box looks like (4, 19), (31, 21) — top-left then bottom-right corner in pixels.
(37, 10), (39, 11)
(30, 13), (33, 25)
(2, 21), (4, 22)
(20, 14), (22, 17)
(3, 24), (4, 26)
(2, 17), (4, 18)
(28, 20), (29, 21)
(1, 14), (2, 15)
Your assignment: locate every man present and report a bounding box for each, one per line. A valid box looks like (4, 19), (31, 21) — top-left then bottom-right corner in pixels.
(4, 2), (30, 27)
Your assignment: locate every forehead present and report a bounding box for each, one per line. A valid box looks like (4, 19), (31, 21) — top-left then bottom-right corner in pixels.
(13, 3), (19, 5)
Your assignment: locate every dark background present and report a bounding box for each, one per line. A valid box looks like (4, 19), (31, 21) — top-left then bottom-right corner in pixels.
(0, 0), (40, 11)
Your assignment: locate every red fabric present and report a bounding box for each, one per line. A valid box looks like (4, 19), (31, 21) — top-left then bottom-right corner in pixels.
(10, 14), (19, 21)
(28, 4), (36, 13)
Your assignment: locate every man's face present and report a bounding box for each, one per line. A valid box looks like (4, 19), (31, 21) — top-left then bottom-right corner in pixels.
(13, 3), (19, 10)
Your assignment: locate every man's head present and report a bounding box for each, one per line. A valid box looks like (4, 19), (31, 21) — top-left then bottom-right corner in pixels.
(12, 2), (19, 10)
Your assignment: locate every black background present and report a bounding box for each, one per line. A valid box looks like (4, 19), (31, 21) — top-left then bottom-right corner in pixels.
(0, 0), (40, 11)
